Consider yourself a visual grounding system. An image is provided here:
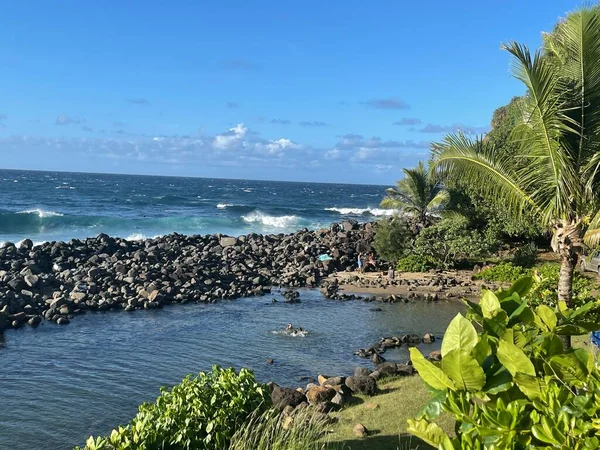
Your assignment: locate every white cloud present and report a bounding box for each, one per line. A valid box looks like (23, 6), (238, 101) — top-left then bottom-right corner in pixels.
(213, 123), (248, 150)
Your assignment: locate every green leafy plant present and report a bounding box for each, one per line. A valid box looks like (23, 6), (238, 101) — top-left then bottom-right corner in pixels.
(407, 277), (600, 449)
(76, 366), (270, 450)
(512, 242), (538, 267)
(473, 262), (528, 282)
(413, 217), (491, 268)
(372, 216), (412, 263)
(396, 254), (434, 272)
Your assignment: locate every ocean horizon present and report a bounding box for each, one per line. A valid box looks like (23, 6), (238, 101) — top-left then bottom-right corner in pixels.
(0, 168), (393, 246)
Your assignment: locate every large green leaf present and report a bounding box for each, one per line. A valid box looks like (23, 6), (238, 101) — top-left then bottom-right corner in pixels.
(441, 313), (478, 357)
(409, 347), (456, 391)
(497, 340), (535, 377)
(549, 353), (588, 384)
(534, 305), (557, 332)
(481, 290), (501, 319)
(514, 373), (546, 400)
(442, 348), (486, 392)
(507, 277), (534, 297)
(406, 419), (454, 450)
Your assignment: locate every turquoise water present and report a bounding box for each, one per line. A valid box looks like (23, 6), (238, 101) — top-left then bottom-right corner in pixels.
(0, 290), (461, 450)
(0, 169), (391, 244)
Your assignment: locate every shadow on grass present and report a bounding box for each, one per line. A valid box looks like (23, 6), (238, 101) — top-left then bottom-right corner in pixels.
(335, 434), (434, 450)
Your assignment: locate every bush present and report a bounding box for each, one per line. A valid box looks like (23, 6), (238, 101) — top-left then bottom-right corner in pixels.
(408, 278), (600, 449)
(529, 263), (596, 309)
(372, 216), (412, 263)
(512, 242), (538, 267)
(413, 217), (492, 268)
(229, 407), (337, 450)
(77, 366), (270, 450)
(396, 254), (434, 272)
(473, 262), (528, 282)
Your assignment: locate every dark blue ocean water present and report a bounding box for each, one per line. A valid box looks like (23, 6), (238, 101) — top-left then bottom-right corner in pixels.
(0, 169), (392, 244)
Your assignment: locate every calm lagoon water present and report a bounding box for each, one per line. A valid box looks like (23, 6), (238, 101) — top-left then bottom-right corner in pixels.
(0, 289), (461, 450)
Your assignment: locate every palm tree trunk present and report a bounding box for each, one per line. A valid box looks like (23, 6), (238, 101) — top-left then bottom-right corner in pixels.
(552, 220), (584, 350)
(557, 251), (578, 349)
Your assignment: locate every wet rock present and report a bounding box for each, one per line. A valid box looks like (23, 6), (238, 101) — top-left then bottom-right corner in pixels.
(423, 332), (435, 344)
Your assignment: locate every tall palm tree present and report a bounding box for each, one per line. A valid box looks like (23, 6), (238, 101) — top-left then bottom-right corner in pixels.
(380, 161), (450, 225)
(432, 7), (600, 346)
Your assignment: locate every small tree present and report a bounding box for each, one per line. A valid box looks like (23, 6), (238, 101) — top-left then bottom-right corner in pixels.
(372, 216), (412, 263)
(380, 161), (449, 226)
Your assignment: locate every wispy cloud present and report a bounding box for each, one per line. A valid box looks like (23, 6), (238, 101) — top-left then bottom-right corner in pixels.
(394, 117), (421, 126)
(220, 58), (261, 71)
(82, 126), (94, 132)
(112, 121), (126, 128)
(0, 113), (7, 128)
(416, 123), (489, 134)
(363, 97), (409, 110)
(226, 102), (240, 109)
(126, 98), (150, 105)
(299, 121), (329, 127)
(55, 114), (84, 126)
(270, 119), (291, 125)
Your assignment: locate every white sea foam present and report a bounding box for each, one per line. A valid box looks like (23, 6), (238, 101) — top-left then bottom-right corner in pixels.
(324, 207), (396, 216)
(216, 203), (233, 209)
(126, 233), (147, 241)
(242, 211), (300, 228)
(17, 209), (64, 218)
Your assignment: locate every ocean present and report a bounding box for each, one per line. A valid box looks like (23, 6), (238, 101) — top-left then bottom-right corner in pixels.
(0, 169), (392, 244)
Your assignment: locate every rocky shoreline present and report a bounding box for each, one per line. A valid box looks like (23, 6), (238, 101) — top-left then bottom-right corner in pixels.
(0, 221), (379, 332)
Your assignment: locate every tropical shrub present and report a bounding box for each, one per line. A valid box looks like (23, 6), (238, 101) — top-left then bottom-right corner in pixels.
(529, 264), (596, 310)
(396, 254), (434, 272)
(77, 366), (270, 450)
(407, 278), (600, 449)
(473, 262), (528, 283)
(229, 407), (337, 450)
(512, 242), (538, 267)
(413, 217), (491, 268)
(372, 216), (412, 263)
(474, 263), (597, 311)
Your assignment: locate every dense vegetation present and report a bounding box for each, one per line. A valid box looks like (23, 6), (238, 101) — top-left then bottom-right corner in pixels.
(77, 367), (270, 450)
(408, 278), (600, 449)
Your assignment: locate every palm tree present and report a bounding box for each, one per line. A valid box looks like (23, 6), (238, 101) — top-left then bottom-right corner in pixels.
(380, 161), (450, 225)
(432, 7), (600, 346)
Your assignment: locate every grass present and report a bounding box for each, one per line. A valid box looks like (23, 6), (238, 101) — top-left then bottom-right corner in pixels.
(327, 376), (454, 450)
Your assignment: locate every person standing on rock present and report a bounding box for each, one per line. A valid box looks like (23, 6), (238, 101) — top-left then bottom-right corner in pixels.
(388, 266), (395, 281)
(357, 253), (363, 273)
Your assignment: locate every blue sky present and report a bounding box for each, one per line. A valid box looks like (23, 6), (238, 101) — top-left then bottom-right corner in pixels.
(0, 1), (586, 183)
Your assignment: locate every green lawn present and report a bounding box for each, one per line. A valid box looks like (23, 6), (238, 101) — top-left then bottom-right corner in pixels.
(327, 376), (454, 450)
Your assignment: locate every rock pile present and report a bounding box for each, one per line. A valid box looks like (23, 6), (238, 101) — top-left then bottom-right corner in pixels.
(0, 221), (375, 332)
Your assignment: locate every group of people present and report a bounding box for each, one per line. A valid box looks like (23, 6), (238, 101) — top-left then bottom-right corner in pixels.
(357, 252), (377, 273)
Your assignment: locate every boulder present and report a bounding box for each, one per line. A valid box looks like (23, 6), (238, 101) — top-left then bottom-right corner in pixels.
(423, 332), (435, 344)
(353, 423), (367, 437)
(305, 386), (336, 404)
(219, 237), (237, 248)
(271, 385), (307, 409)
(354, 367), (371, 378)
(345, 376), (377, 396)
